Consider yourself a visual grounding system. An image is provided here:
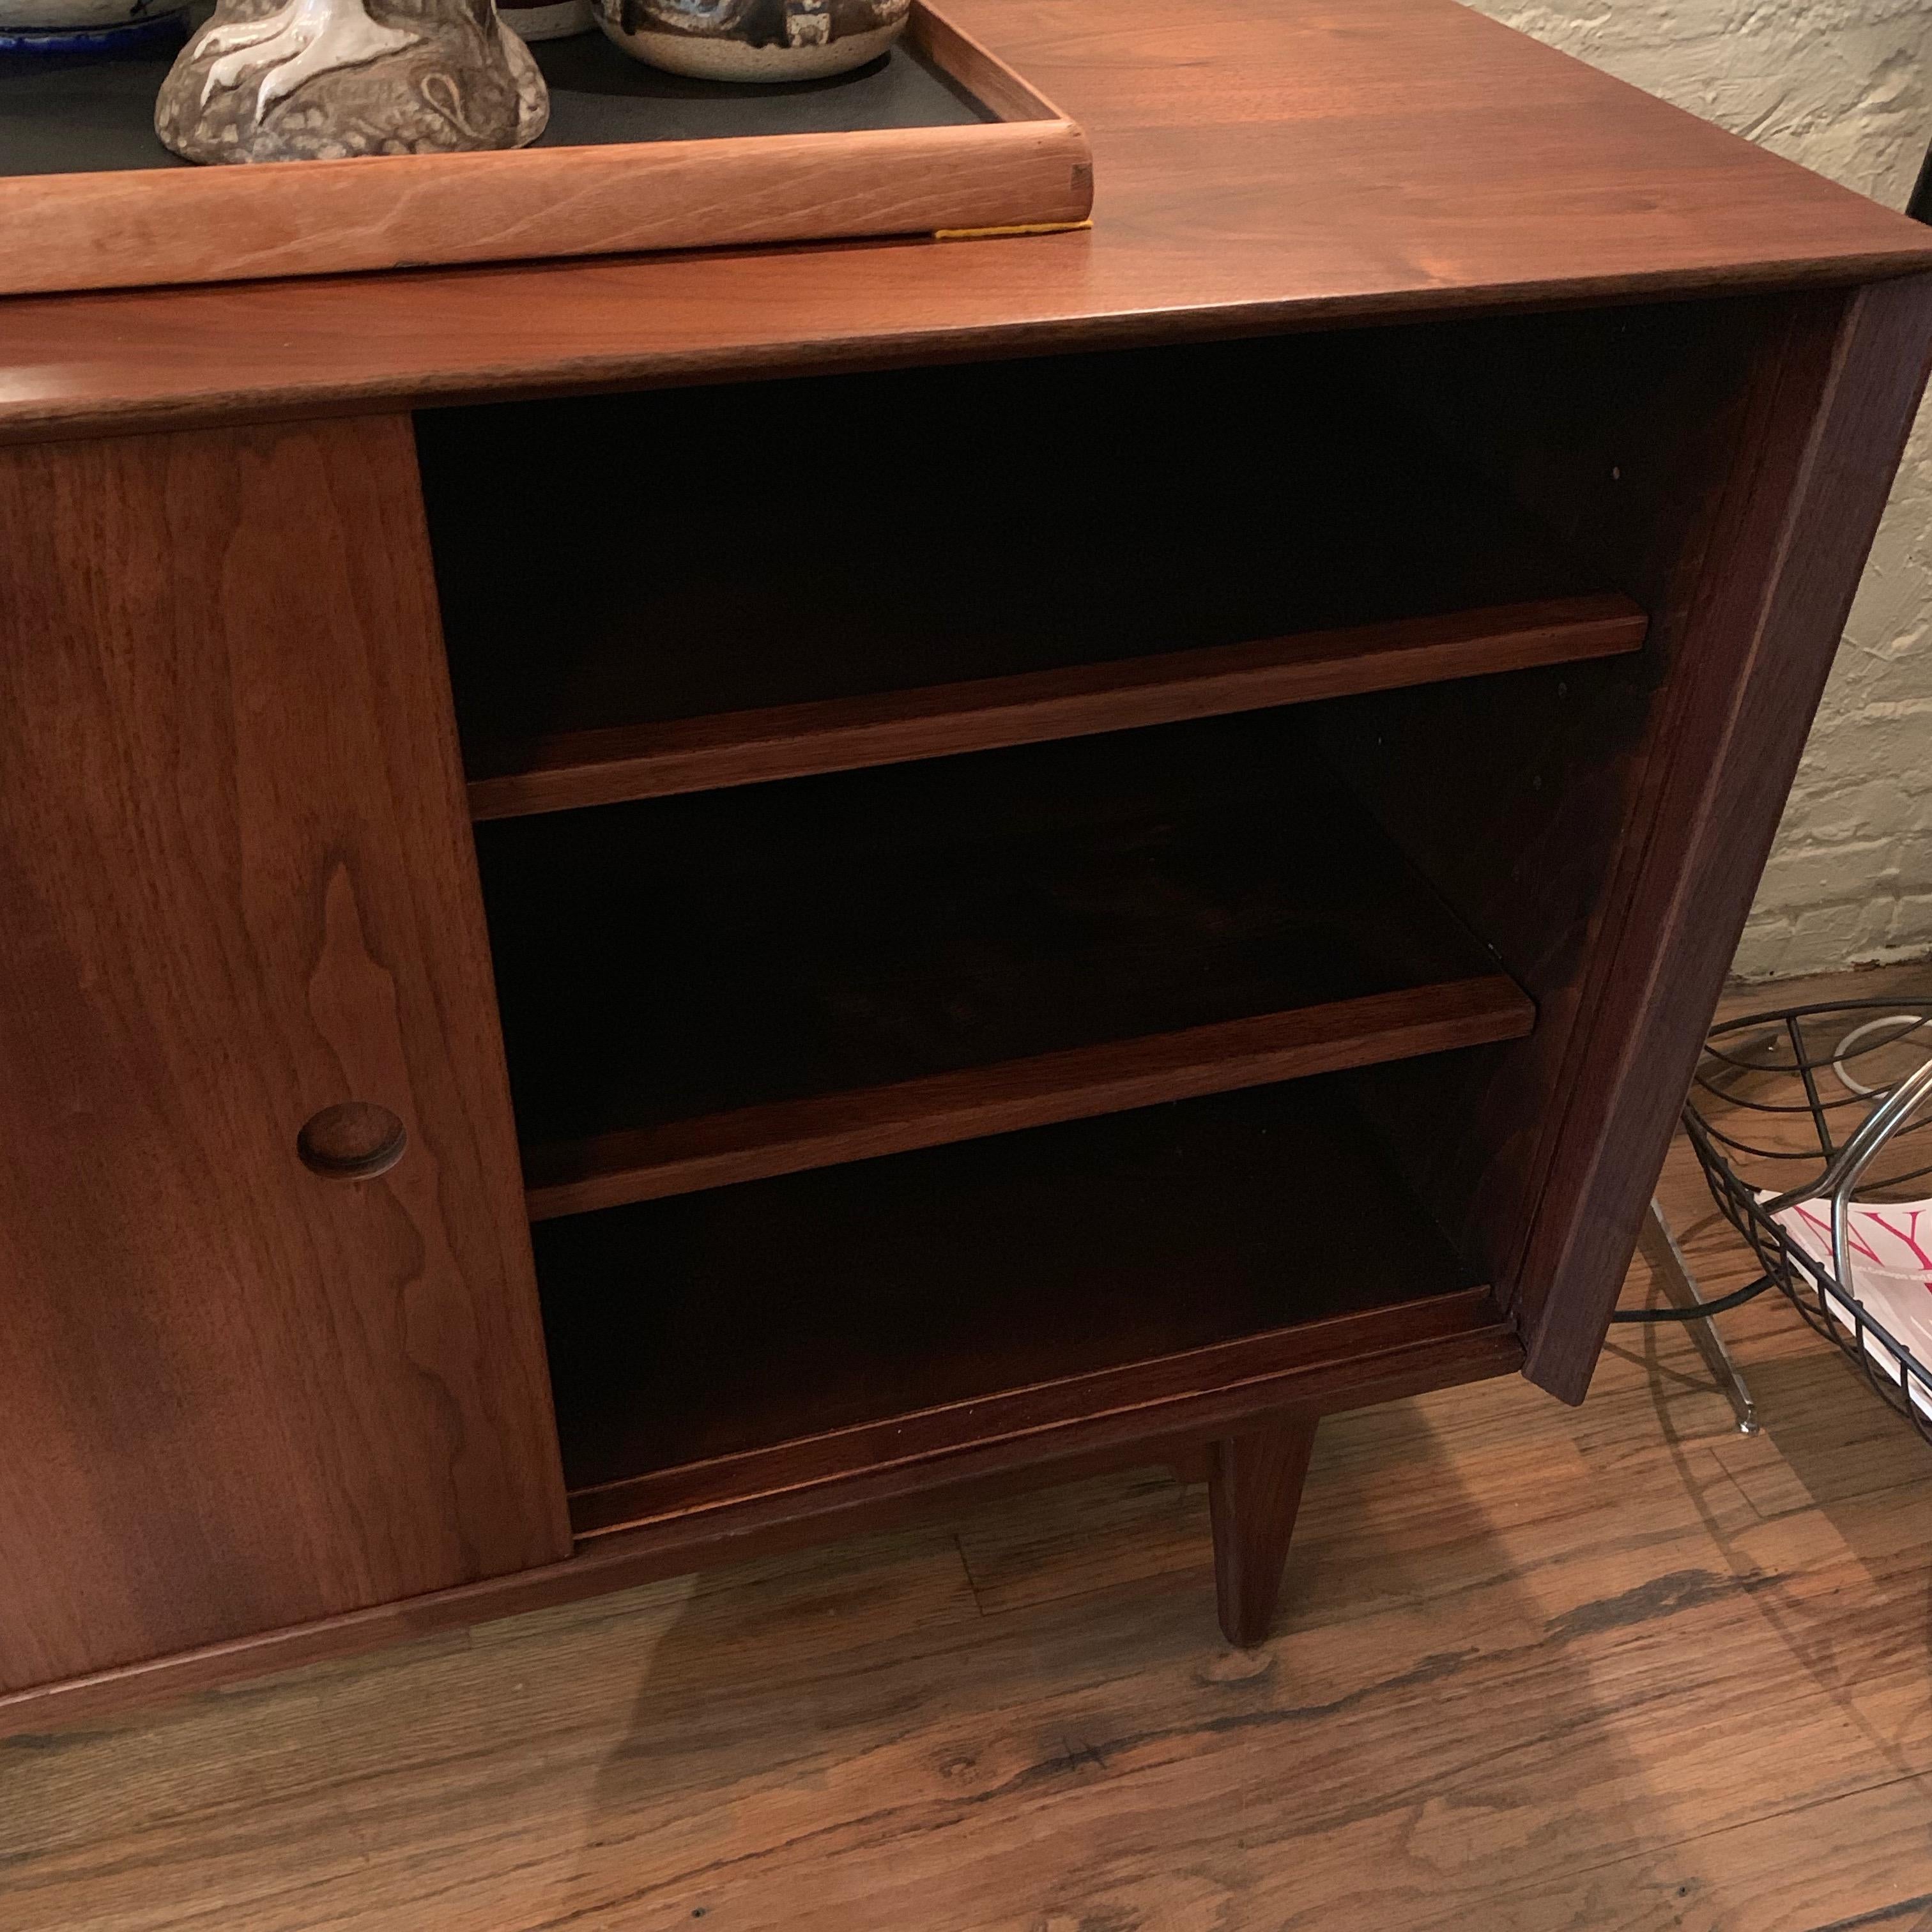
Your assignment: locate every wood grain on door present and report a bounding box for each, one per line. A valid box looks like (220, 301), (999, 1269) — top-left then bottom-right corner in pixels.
(0, 416), (571, 1695)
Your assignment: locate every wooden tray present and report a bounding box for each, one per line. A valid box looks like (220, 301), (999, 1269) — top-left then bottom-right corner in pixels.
(0, 2), (1091, 297)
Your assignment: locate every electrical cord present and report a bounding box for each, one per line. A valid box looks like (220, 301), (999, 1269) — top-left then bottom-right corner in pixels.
(1607, 1271), (1776, 1323)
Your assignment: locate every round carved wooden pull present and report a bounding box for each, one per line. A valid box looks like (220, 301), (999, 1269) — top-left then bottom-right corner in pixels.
(298, 1102), (408, 1181)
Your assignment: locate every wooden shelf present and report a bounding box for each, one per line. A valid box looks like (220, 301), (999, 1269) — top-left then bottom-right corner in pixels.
(464, 595), (1645, 819)
(539, 1081), (1517, 1539)
(422, 346), (1647, 821)
(478, 716), (1535, 1219)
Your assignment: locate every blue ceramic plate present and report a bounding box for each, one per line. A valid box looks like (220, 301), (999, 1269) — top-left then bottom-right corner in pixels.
(0, 12), (185, 56)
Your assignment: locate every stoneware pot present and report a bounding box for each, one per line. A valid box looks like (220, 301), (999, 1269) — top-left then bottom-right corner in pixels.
(594, 0), (908, 82)
(497, 0), (589, 38)
(155, 0), (548, 162)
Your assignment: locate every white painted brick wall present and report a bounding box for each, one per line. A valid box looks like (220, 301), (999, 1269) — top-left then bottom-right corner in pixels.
(1471, 0), (1932, 978)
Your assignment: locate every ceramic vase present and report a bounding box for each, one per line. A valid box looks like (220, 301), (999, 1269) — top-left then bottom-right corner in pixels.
(594, 0), (908, 82)
(155, 0), (548, 162)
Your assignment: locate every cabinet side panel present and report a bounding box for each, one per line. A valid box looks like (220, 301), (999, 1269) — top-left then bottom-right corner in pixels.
(0, 417), (571, 1694)
(1307, 296), (1779, 1354)
(1310, 279), (1932, 1403)
(1512, 275), (1932, 1397)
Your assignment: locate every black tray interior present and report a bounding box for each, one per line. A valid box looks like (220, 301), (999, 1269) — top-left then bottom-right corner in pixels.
(0, 30), (990, 177)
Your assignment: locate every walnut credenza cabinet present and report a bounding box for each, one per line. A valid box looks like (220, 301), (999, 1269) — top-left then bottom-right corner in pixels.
(4, 0), (1932, 1736)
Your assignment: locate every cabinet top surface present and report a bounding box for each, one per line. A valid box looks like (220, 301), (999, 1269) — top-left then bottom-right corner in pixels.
(4, 0), (1931, 441)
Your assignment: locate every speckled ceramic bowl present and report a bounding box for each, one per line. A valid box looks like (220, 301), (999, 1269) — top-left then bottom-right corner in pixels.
(594, 0), (907, 82)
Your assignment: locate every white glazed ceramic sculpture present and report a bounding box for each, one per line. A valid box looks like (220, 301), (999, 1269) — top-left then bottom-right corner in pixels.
(594, 0), (908, 81)
(155, 0), (548, 162)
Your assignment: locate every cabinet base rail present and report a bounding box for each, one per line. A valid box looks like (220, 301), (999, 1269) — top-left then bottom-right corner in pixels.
(0, 1306), (1519, 1736)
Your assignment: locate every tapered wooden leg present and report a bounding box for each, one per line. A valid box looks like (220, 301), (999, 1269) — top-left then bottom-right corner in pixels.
(1208, 1414), (1319, 1648)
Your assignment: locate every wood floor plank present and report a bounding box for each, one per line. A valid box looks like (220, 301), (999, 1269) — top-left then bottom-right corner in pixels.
(1483, 1775), (1932, 1931)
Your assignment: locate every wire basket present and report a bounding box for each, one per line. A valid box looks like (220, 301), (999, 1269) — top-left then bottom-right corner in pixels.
(1683, 996), (1932, 1441)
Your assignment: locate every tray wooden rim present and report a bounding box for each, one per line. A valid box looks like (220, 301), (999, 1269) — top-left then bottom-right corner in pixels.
(0, 1), (1094, 298)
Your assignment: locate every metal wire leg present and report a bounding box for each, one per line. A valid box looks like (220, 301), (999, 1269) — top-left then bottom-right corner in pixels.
(1640, 1198), (1759, 1435)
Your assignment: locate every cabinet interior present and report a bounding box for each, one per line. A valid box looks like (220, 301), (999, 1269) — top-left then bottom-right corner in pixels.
(417, 294), (1775, 1539)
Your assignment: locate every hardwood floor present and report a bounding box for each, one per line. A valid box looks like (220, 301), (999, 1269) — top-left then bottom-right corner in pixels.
(9, 969), (1932, 1932)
